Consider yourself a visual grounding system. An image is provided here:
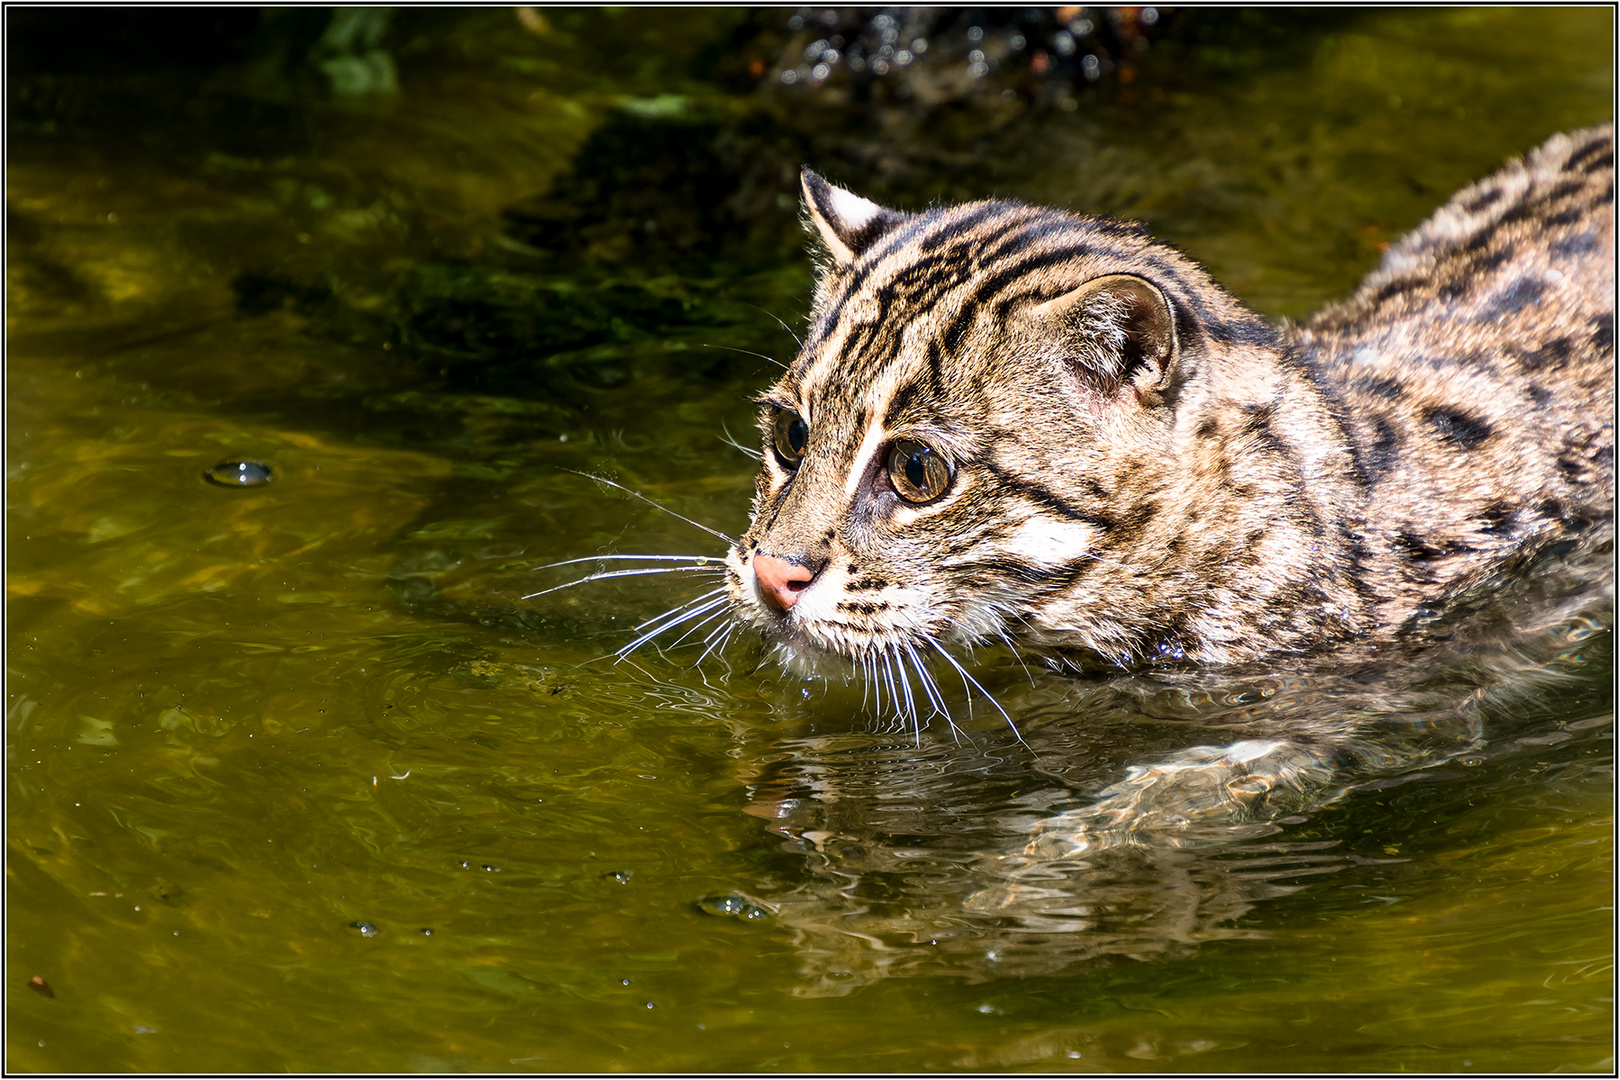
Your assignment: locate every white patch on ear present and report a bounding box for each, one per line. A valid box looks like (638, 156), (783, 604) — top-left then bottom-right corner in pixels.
(825, 185), (887, 233)
(803, 171), (891, 266)
(1001, 518), (1098, 565)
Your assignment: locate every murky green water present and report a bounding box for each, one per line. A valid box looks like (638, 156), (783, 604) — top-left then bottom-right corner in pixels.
(9, 8), (1612, 1072)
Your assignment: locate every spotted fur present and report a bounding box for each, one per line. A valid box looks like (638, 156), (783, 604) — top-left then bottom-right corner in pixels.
(725, 125), (1614, 673)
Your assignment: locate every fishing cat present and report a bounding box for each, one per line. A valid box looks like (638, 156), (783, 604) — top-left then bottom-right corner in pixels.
(724, 124), (1613, 683)
(648, 126), (1612, 971)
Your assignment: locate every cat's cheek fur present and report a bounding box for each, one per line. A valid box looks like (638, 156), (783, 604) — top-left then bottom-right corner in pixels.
(1000, 518), (1102, 567)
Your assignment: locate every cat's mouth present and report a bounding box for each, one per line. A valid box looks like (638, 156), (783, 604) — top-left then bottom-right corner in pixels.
(753, 610), (872, 673)
(745, 602), (958, 681)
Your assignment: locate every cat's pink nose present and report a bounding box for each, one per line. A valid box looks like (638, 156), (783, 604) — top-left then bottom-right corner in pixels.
(753, 554), (816, 611)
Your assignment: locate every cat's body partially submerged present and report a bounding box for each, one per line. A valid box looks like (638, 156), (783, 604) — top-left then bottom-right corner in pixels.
(725, 125), (1614, 676)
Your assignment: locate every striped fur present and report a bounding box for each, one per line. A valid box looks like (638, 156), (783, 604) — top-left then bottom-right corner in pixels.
(725, 126), (1614, 673)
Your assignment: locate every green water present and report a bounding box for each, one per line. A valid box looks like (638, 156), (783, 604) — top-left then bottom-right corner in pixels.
(8, 8), (1612, 1072)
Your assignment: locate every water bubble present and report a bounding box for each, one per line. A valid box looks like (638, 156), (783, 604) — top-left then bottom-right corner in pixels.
(780, 68), (799, 85)
(1141, 8), (1160, 26)
(350, 921), (379, 937)
(203, 460), (273, 488)
(966, 25), (984, 42)
(697, 895), (771, 920)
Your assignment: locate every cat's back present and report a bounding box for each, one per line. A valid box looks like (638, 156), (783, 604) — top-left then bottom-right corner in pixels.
(1292, 124), (1614, 615)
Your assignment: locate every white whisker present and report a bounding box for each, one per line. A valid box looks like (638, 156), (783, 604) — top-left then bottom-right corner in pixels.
(995, 626), (1039, 688)
(701, 341), (787, 371)
(930, 639), (1024, 745)
(532, 553), (722, 572)
(561, 469), (735, 544)
(879, 653), (899, 729)
(905, 642), (964, 744)
(903, 643), (945, 717)
(718, 423), (763, 460)
(663, 604), (733, 652)
(628, 586), (730, 632)
(521, 565), (723, 601)
(617, 595), (732, 659)
(890, 652), (921, 745)
(745, 303), (804, 349)
(694, 621), (736, 667)
(627, 585), (730, 635)
(861, 652), (875, 715)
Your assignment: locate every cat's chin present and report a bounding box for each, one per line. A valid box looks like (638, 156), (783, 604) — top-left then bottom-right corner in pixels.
(762, 625), (957, 681)
(764, 637), (861, 680)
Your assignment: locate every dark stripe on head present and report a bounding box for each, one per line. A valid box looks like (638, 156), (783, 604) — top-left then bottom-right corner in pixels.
(1360, 377), (1406, 400)
(1588, 314), (1614, 354)
(1460, 186), (1503, 215)
(1517, 336), (1574, 372)
(1566, 132), (1613, 173)
(918, 202), (1010, 255)
(1426, 407), (1493, 450)
(1479, 277), (1547, 320)
(1366, 415), (1401, 481)
(979, 460), (1116, 532)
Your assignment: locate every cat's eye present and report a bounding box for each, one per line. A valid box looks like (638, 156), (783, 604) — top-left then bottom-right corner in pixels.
(887, 439), (952, 503)
(772, 409), (809, 465)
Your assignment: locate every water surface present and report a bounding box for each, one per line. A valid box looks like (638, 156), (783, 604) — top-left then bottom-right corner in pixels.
(8, 8), (1612, 1072)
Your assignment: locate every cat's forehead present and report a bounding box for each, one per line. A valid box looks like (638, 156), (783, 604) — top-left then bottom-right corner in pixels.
(777, 314), (976, 444)
(782, 202), (1042, 415)
(789, 200), (1167, 396)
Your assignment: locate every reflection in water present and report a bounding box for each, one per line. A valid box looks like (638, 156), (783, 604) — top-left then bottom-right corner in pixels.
(713, 548), (1610, 993)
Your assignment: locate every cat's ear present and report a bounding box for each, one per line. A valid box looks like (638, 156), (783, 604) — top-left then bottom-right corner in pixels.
(1027, 273), (1179, 397)
(800, 169), (908, 267)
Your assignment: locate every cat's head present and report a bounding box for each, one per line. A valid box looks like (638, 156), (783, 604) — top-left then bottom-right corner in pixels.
(724, 170), (1259, 673)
